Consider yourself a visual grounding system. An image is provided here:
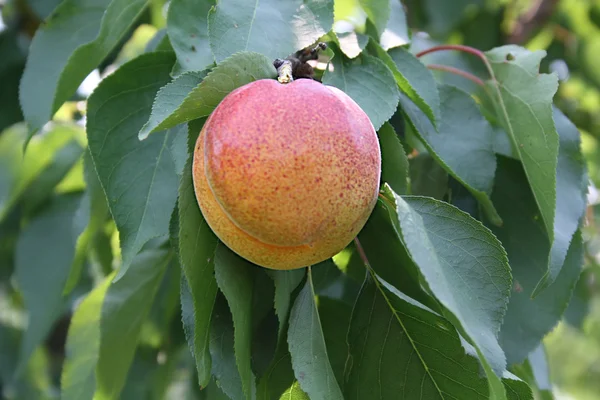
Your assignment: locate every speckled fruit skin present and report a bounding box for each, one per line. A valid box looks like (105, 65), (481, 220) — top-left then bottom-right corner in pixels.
(192, 78), (381, 270)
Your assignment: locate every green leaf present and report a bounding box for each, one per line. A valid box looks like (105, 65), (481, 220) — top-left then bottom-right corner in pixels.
(357, 202), (436, 310)
(532, 108), (587, 295)
(359, 0), (390, 36)
(378, 122), (409, 195)
(19, 0), (148, 135)
(370, 43), (439, 127)
(279, 381), (310, 400)
(87, 52), (179, 279)
(485, 46), (559, 262)
(214, 244), (258, 400)
(489, 157), (584, 365)
(312, 259), (361, 305)
(345, 271), (489, 399)
(322, 52), (399, 130)
(409, 153), (448, 199)
(167, 0), (215, 74)
(379, 0), (409, 49)
(95, 249), (171, 399)
(61, 271), (114, 400)
(269, 269), (305, 339)
(503, 372), (535, 400)
(63, 150), (110, 294)
(287, 268), (343, 400)
(178, 118), (219, 388)
(138, 52), (276, 138)
(392, 194), (511, 396)
(15, 193), (82, 376)
(423, 0), (484, 36)
(400, 85), (502, 225)
(335, 31), (369, 59)
(257, 329), (296, 400)
(318, 297), (352, 387)
(208, 0), (334, 63)
(0, 122), (84, 221)
(210, 295), (245, 400)
(139, 71), (207, 140)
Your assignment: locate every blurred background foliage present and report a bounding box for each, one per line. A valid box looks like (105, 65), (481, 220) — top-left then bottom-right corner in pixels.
(1, 0), (600, 399)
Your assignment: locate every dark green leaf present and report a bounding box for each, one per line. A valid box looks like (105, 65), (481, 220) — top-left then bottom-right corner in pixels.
(409, 153), (448, 199)
(345, 272), (489, 400)
(423, 0), (484, 36)
(359, 0), (390, 36)
(318, 297), (352, 387)
(485, 46), (559, 262)
(268, 269), (305, 338)
(178, 118), (219, 388)
(167, 0), (215, 74)
(87, 52), (179, 279)
(400, 85), (501, 224)
(15, 193), (82, 376)
(312, 259), (361, 305)
(256, 328), (296, 400)
(139, 52), (275, 138)
(214, 244), (258, 400)
(532, 108), (587, 295)
(369, 42), (440, 127)
(322, 52), (399, 130)
(287, 268), (343, 400)
(19, 0), (148, 134)
(210, 295), (245, 400)
(489, 157), (583, 365)
(393, 194), (511, 397)
(95, 249), (170, 399)
(378, 122), (409, 195)
(208, 0), (334, 62)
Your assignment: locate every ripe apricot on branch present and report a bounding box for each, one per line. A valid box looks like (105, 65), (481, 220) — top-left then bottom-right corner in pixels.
(192, 78), (381, 270)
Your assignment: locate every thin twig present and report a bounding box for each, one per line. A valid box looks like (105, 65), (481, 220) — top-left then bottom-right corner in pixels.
(427, 64), (485, 87)
(353, 237), (371, 268)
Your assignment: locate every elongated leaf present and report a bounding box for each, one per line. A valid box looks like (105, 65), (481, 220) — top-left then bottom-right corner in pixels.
(322, 52), (399, 130)
(392, 194), (511, 397)
(380, 0), (409, 49)
(178, 118), (219, 388)
(139, 71), (207, 140)
(15, 193), (82, 376)
(61, 272), (114, 400)
(347, 271), (492, 399)
(359, 0), (390, 35)
(95, 249), (171, 399)
(87, 52), (179, 279)
(489, 157), (583, 365)
(287, 268), (343, 400)
(318, 297), (352, 386)
(401, 85), (501, 224)
(532, 108), (587, 295)
(64, 151), (110, 294)
(335, 31), (369, 59)
(346, 269), (522, 399)
(0, 123), (84, 221)
(139, 52), (275, 138)
(369, 41), (439, 126)
(213, 244), (258, 400)
(167, 0), (215, 74)
(409, 153), (448, 199)
(210, 295), (245, 400)
(208, 0), (334, 62)
(378, 122), (409, 195)
(269, 269), (305, 338)
(485, 46), (559, 265)
(19, 0), (147, 135)
(257, 327), (296, 400)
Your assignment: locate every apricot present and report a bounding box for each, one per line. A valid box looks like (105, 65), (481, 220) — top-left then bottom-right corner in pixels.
(192, 78), (381, 270)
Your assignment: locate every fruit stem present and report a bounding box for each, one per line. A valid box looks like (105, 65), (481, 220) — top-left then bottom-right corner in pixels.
(427, 64), (485, 87)
(274, 59), (294, 84)
(353, 237), (371, 268)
